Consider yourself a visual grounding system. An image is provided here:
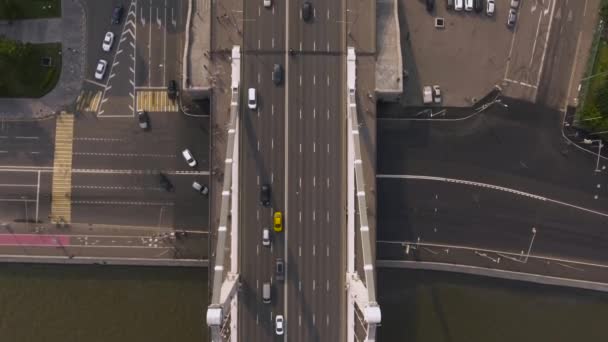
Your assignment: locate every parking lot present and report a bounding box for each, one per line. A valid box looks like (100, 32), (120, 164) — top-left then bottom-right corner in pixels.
(400, 0), (555, 107)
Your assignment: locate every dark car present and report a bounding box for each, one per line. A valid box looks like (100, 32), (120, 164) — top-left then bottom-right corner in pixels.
(159, 173), (173, 192)
(272, 64), (283, 85)
(137, 111), (149, 130)
(426, 0), (435, 12)
(168, 80), (178, 100)
(111, 5), (124, 25)
(275, 258), (284, 281)
(473, 0), (483, 12)
(302, 1), (312, 21)
(446, 0), (454, 9)
(260, 184), (271, 207)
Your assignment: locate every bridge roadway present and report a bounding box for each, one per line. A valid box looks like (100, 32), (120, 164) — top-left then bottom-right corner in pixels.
(238, 0), (347, 340)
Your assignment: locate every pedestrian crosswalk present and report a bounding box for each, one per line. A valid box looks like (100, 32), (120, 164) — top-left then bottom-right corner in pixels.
(136, 90), (179, 112)
(75, 90), (102, 113)
(50, 112), (74, 224)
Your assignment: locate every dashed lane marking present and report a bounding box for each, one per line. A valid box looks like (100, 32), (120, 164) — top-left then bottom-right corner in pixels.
(73, 152), (176, 158)
(72, 200), (174, 206)
(136, 90), (178, 112)
(50, 112), (74, 224)
(73, 137), (126, 142)
(73, 185), (165, 191)
(0, 167), (209, 176)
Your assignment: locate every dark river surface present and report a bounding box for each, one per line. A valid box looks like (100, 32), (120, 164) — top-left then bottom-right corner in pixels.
(1, 264), (607, 342)
(0, 264), (208, 342)
(378, 269), (608, 342)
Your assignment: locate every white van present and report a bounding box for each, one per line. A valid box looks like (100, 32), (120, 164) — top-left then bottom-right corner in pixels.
(465, 0), (473, 11)
(263, 282), (271, 303)
(248, 88), (257, 110)
(455, 0), (463, 11)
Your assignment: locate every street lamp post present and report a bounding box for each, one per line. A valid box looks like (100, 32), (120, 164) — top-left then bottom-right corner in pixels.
(524, 227), (537, 263)
(21, 196), (29, 230)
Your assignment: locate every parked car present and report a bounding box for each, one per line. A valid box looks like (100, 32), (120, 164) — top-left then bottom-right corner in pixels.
(432, 85), (442, 104)
(510, 0), (520, 8)
(455, 0), (464, 11)
(263, 0), (272, 8)
(137, 111), (149, 130)
(507, 8), (517, 27)
(426, 0), (435, 12)
(111, 5), (124, 24)
(102, 32), (114, 52)
(465, 0), (473, 11)
(447, 0), (454, 9)
(182, 148), (197, 167)
(486, 0), (495, 16)
(248, 88), (257, 110)
(262, 228), (270, 246)
(94, 59), (108, 80)
(474, 0), (483, 12)
(302, 1), (312, 21)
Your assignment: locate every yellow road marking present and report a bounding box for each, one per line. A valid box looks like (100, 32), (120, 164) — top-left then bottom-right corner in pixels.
(50, 112), (74, 224)
(135, 90), (178, 112)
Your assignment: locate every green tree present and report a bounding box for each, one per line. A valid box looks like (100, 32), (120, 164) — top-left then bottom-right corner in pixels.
(602, 2), (608, 23)
(0, 0), (21, 22)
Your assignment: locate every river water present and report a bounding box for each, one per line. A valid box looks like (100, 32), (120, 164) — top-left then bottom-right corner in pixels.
(0, 264), (208, 342)
(378, 269), (608, 342)
(2, 265), (607, 342)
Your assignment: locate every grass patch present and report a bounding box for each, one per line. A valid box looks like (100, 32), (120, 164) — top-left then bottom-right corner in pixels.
(0, 0), (61, 20)
(579, 39), (608, 139)
(0, 41), (62, 98)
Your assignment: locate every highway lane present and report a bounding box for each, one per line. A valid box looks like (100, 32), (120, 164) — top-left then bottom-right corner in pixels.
(239, 0), (286, 341)
(285, 1), (346, 341)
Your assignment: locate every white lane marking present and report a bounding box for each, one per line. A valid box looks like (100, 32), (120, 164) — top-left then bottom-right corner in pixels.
(257, 244), (259, 255)
(327, 143), (329, 154)
(72, 185), (165, 191)
(299, 143), (302, 153)
(327, 108), (330, 120)
(534, 0), (557, 94)
(326, 280), (329, 292)
(299, 281), (302, 292)
(272, 38), (275, 48)
(272, 138), (274, 150)
(271, 104), (274, 116)
(327, 75), (330, 86)
(313, 40), (316, 51)
(163, 0), (167, 86)
(35, 170), (40, 222)
(73, 152), (176, 158)
(72, 200), (173, 206)
(312, 210), (315, 221)
(271, 172), (274, 184)
(313, 142), (316, 153)
(299, 74), (302, 86)
(257, 140), (260, 151)
(258, 39), (261, 49)
(326, 211), (329, 222)
(327, 177), (330, 188)
(299, 177), (301, 188)
(299, 245), (302, 256)
(313, 244), (316, 256)
(15, 136), (39, 140)
(313, 176), (316, 187)
(299, 108), (302, 120)
(0, 184), (37, 187)
(313, 74), (316, 85)
(529, 7), (544, 67)
(378, 174), (608, 218)
(258, 73), (260, 84)
(327, 245), (330, 257)
(313, 108), (316, 119)
(299, 211), (302, 222)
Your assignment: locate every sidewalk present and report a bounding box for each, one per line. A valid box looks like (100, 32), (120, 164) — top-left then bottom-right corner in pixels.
(0, 0), (86, 120)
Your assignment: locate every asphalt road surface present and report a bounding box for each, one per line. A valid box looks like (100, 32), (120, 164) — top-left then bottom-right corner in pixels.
(238, 0), (347, 341)
(377, 99), (608, 269)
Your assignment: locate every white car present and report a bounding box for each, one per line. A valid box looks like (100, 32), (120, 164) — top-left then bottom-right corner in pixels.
(182, 149), (197, 167)
(465, 0), (473, 11)
(263, 0), (272, 8)
(486, 0), (495, 16)
(432, 85), (442, 104)
(275, 315), (284, 335)
(262, 228), (270, 246)
(94, 59), (108, 80)
(102, 31), (114, 52)
(248, 88), (257, 110)
(510, 0), (519, 8)
(455, 0), (463, 11)
(507, 8), (517, 27)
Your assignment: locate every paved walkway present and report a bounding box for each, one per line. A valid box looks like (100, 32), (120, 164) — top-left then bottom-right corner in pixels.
(0, 0), (86, 120)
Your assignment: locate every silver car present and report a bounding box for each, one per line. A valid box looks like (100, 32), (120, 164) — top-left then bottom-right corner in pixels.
(507, 8), (517, 27)
(102, 32), (114, 52)
(94, 59), (108, 80)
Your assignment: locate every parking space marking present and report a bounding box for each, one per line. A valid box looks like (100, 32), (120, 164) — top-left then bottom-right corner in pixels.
(75, 90), (102, 113)
(50, 112), (75, 224)
(136, 90), (178, 112)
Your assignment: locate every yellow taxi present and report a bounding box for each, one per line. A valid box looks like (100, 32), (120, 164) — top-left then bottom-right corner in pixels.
(273, 211), (283, 232)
